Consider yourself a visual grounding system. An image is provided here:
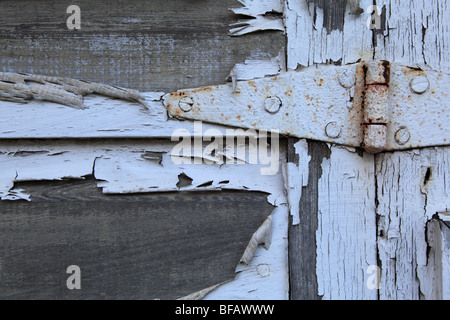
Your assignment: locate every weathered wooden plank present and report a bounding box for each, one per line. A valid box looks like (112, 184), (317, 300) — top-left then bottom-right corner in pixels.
(285, 0), (449, 73)
(315, 145), (377, 300)
(0, 139), (289, 299)
(0, 0), (285, 92)
(288, 139), (378, 300)
(374, 0), (450, 73)
(288, 139), (329, 300)
(0, 178), (274, 300)
(376, 147), (450, 300)
(284, 0), (373, 69)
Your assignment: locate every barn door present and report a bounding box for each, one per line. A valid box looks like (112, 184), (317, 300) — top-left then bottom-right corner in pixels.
(1, 0), (448, 300)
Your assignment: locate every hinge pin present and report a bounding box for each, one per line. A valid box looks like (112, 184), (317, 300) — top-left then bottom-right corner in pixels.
(363, 61), (391, 154)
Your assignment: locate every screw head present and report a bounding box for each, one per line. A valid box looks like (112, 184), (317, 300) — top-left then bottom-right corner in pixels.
(395, 127), (411, 145)
(178, 96), (194, 112)
(338, 69), (356, 88)
(410, 76), (430, 94)
(264, 96), (282, 114)
(256, 264), (270, 277)
(325, 121), (342, 139)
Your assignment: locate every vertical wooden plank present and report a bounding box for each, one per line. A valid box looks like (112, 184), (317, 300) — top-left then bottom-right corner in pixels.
(288, 140), (378, 300)
(284, 0), (373, 69)
(374, 0), (450, 73)
(315, 146), (377, 300)
(376, 147), (450, 300)
(288, 139), (330, 300)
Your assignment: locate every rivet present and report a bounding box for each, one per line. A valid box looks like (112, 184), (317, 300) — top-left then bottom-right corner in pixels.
(325, 121), (342, 139)
(339, 69), (356, 88)
(410, 76), (430, 94)
(395, 127), (411, 145)
(178, 96), (194, 112)
(264, 96), (282, 114)
(256, 264), (270, 277)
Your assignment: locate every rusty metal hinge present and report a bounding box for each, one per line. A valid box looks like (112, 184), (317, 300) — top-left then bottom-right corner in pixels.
(163, 61), (449, 153)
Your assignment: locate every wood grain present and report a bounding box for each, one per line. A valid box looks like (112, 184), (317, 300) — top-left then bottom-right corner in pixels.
(288, 139), (330, 300)
(0, 0), (285, 92)
(0, 177), (274, 299)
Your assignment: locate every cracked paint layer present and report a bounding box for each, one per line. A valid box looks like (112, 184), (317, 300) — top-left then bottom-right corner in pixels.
(0, 139), (289, 300)
(376, 147), (450, 300)
(229, 0), (285, 36)
(0, 72), (145, 108)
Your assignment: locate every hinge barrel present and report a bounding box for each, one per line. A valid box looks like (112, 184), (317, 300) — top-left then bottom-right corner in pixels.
(363, 61), (391, 154)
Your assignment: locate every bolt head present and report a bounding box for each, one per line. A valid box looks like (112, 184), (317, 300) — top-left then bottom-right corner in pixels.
(325, 121), (342, 139)
(178, 96), (194, 112)
(264, 96), (282, 114)
(410, 76), (430, 94)
(338, 69), (356, 88)
(395, 127), (411, 145)
(256, 264), (270, 277)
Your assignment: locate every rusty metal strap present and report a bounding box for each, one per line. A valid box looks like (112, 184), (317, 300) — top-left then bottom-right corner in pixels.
(163, 61), (449, 153)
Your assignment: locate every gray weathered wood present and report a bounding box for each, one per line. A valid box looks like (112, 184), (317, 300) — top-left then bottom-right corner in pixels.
(0, 178), (273, 299)
(0, 0), (285, 92)
(288, 138), (330, 300)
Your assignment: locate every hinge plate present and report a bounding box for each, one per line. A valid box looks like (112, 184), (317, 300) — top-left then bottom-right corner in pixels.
(163, 61), (449, 153)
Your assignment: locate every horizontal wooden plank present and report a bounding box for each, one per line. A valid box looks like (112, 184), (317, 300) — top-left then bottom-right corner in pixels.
(0, 0), (285, 92)
(0, 178), (274, 299)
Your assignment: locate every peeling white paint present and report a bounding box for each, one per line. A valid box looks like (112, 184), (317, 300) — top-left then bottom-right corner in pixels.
(229, 0), (284, 36)
(240, 216), (272, 265)
(284, 0), (449, 73)
(284, 139), (310, 225)
(0, 72), (145, 108)
(315, 145), (377, 300)
(178, 282), (225, 300)
(227, 54), (283, 82)
(375, 0), (450, 73)
(284, 0), (373, 69)
(0, 94), (244, 139)
(204, 204), (289, 300)
(0, 138), (289, 300)
(376, 147), (450, 300)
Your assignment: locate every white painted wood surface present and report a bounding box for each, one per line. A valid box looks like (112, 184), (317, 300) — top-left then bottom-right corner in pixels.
(375, 0), (450, 73)
(283, 0), (449, 300)
(285, 0), (449, 73)
(0, 0), (448, 300)
(284, 0), (374, 69)
(376, 147), (450, 300)
(315, 145), (377, 300)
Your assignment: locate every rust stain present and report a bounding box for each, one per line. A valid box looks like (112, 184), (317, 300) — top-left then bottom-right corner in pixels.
(193, 87), (213, 93)
(170, 91), (188, 97)
(285, 89), (293, 97)
(247, 105), (252, 109)
(248, 81), (256, 88)
(236, 115), (241, 120)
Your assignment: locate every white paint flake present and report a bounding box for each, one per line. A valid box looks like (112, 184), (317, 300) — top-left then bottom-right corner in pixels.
(229, 0), (284, 36)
